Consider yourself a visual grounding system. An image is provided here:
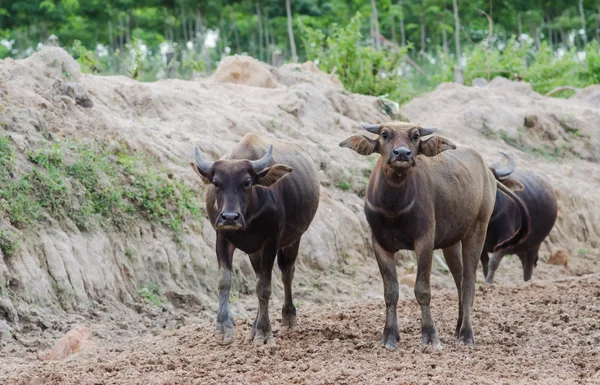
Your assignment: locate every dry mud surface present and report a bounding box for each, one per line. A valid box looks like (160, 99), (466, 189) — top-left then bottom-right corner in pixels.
(2, 260), (600, 385)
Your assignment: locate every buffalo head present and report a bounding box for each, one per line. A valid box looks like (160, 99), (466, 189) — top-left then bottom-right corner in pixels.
(339, 122), (456, 174)
(191, 144), (292, 230)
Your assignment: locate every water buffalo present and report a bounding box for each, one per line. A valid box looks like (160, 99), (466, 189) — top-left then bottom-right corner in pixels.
(192, 133), (320, 346)
(481, 157), (557, 283)
(340, 122), (530, 349)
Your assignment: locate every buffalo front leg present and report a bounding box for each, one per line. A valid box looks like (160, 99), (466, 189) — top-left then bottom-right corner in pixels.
(277, 240), (301, 331)
(443, 243), (463, 339)
(248, 243), (277, 347)
(459, 223), (487, 345)
(215, 235), (236, 345)
(415, 241), (440, 348)
(372, 235), (399, 351)
(485, 250), (506, 284)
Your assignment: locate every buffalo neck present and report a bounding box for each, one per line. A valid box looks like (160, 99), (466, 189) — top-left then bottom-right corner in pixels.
(366, 159), (418, 215)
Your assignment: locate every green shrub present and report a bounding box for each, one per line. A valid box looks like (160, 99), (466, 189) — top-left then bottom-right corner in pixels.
(301, 12), (413, 105)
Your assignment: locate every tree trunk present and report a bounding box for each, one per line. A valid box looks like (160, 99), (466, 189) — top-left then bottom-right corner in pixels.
(596, 6), (600, 40)
(196, 10), (202, 38)
(180, 5), (188, 43)
(109, 19), (114, 49)
(546, 16), (553, 47)
(419, 14), (425, 54)
(231, 11), (241, 52)
(286, 0), (297, 62)
(442, 26), (448, 54)
(452, 0), (461, 64)
(399, 0), (406, 46)
(517, 12), (522, 36)
(264, 14), (271, 63)
(126, 12), (131, 44)
(391, 15), (396, 43)
(370, 0), (381, 50)
(531, 24), (541, 50)
(560, 27), (566, 47)
(256, 3), (264, 61)
(188, 13), (195, 42)
(119, 13), (124, 50)
(578, 0), (587, 45)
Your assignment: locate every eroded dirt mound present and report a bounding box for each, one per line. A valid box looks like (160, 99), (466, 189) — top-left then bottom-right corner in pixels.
(211, 55), (278, 88)
(2, 273), (599, 385)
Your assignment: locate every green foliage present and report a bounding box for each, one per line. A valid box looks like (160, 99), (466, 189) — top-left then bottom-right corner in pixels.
(71, 40), (103, 74)
(0, 136), (202, 242)
(138, 284), (163, 308)
(301, 12), (413, 105)
(0, 229), (19, 257)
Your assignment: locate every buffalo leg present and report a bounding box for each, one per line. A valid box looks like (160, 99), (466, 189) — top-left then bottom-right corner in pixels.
(414, 242), (440, 347)
(215, 234), (236, 345)
(485, 251), (505, 284)
(459, 223), (487, 345)
(443, 243), (463, 338)
(372, 235), (399, 350)
(522, 248), (538, 282)
(249, 242), (277, 346)
(278, 239), (301, 330)
(480, 250), (489, 279)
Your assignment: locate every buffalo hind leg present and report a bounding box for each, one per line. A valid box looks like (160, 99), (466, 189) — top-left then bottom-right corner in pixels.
(480, 250), (489, 279)
(521, 248), (538, 282)
(215, 235), (236, 345)
(414, 241), (440, 348)
(459, 222), (487, 345)
(247, 243), (278, 346)
(372, 235), (400, 351)
(485, 250), (506, 284)
(443, 243), (463, 339)
(278, 239), (300, 332)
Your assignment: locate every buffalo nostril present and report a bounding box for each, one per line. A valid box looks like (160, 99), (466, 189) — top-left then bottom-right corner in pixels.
(393, 150), (399, 156)
(232, 213), (240, 220)
(406, 150), (412, 156)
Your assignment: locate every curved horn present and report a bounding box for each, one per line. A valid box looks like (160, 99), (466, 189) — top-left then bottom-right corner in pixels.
(420, 126), (438, 136)
(250, 144), (273, 172)
(194, 146), (215, 174)
(492, 151), (516, 178)
(360, 122), (381, 134)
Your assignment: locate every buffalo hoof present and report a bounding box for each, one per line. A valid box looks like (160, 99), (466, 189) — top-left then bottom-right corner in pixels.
(458, 329), (474, 346)
(379, 331), (399, 351)
(253, 330), (275, 347)
(216, 323), (234, 345)
(421, 332), (441, 349)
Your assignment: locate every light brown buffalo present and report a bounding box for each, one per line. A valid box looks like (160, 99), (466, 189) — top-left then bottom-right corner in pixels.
(340, 122), (529, 349)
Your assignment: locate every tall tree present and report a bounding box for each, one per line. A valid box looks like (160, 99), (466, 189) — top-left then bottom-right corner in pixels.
(286, 0), (297, 62)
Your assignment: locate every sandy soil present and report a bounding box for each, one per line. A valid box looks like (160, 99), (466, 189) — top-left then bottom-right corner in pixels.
(2, 255), (599, 385)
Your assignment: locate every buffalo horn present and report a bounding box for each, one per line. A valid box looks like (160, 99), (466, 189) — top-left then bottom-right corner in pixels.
(493, 151), (516, 178)
(360, 122), (381, 134)
(250, 144), (274, 172)
(195, 146), (215, 174)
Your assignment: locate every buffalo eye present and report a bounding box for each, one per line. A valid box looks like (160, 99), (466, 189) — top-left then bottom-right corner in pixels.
(381, 131), (389, 140)
(242, 179), (252, 189)
(213, 181), (221, 189)
(412, 133), (419, 141)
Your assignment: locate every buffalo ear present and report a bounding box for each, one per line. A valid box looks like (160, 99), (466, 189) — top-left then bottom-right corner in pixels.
(501, 178), (524, 192)
(190, 162), (212, 184)
(255, 164), (293, 187)
(419, 136), (457, 157)
(339, 135), (379, 155)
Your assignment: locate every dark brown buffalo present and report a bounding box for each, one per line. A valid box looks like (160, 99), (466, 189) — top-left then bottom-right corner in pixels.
(340, 122), (530, 349)
(481, 158), (557, 283)
(192, 133), (320, 346)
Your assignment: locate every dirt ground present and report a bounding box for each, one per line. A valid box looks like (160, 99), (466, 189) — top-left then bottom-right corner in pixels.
(1, 255), (599, 385)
